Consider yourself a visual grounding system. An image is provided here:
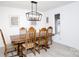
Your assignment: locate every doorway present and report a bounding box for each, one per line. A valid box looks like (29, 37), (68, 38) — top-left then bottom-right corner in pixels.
(55, 13), (60, 35)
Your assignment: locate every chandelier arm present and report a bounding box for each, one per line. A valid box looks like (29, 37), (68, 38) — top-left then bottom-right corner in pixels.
(36, 2), (37, 17)
(31, 1), (33, 18)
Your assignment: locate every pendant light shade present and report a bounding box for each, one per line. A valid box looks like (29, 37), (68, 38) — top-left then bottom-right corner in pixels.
(26, 1), (42, 21)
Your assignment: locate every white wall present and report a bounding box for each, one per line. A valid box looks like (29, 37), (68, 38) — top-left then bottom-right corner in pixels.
(0, 6), (46, 47)
(45, 2), (79, 50)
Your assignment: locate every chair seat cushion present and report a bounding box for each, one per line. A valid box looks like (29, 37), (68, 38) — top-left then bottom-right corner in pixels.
(5, 44), (17, 53)
(36, 39), (46, 45)
(7, 44), (17, 49)
(22, 43), (34, 49)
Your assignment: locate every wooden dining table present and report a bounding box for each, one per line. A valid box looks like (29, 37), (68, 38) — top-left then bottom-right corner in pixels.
(10, 33), (53, 57)
(10, 34), (26, 57)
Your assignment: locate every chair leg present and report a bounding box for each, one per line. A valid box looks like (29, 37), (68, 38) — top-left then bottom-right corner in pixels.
(11, 52), (14, 56)
(50, 37), (52, 45)
(4, 51), (7, 57)
(38, 45), (41, 54)
(35, 45), (40, 54)
(35, 44), (40, 54)
(43, 47), (47, 52)
(32, 48), (36, 55)
(24, 49), (27, 57)
(43, 45), (47, 52)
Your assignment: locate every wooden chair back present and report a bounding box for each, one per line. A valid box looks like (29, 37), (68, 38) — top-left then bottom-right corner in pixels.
(39, 28), (48, 46)
(0, 29), (7, 50)
(39, 28), (47, 38)
(47, 26), (53, 45)
(0, 29), (8, 56)
(19, 27), (26, 39)
(47, 26), (53, 34)
(28, 27), (36, 44)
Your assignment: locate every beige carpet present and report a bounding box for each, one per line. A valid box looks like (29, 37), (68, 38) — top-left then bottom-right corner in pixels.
(0, 42), (79, 57)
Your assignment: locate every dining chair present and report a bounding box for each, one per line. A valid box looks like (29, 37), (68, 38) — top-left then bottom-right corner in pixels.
(36, 28), (48, 53)
(0, 29), (16, 57)
(22, 27), (36, 56)
(19, 27), (27, 55)
(47, 26), (53, 45)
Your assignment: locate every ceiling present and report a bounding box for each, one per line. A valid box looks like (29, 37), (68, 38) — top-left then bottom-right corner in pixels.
(0, 1), (74, 12)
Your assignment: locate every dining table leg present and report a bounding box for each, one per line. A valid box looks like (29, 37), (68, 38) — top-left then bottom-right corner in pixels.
(17, 43), (23, 57)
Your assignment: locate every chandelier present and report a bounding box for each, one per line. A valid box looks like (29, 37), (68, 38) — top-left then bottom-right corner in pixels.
(26, 1), (42, 21)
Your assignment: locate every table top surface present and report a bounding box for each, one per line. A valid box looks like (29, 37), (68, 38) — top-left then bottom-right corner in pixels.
(10, 33), (53, 44)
